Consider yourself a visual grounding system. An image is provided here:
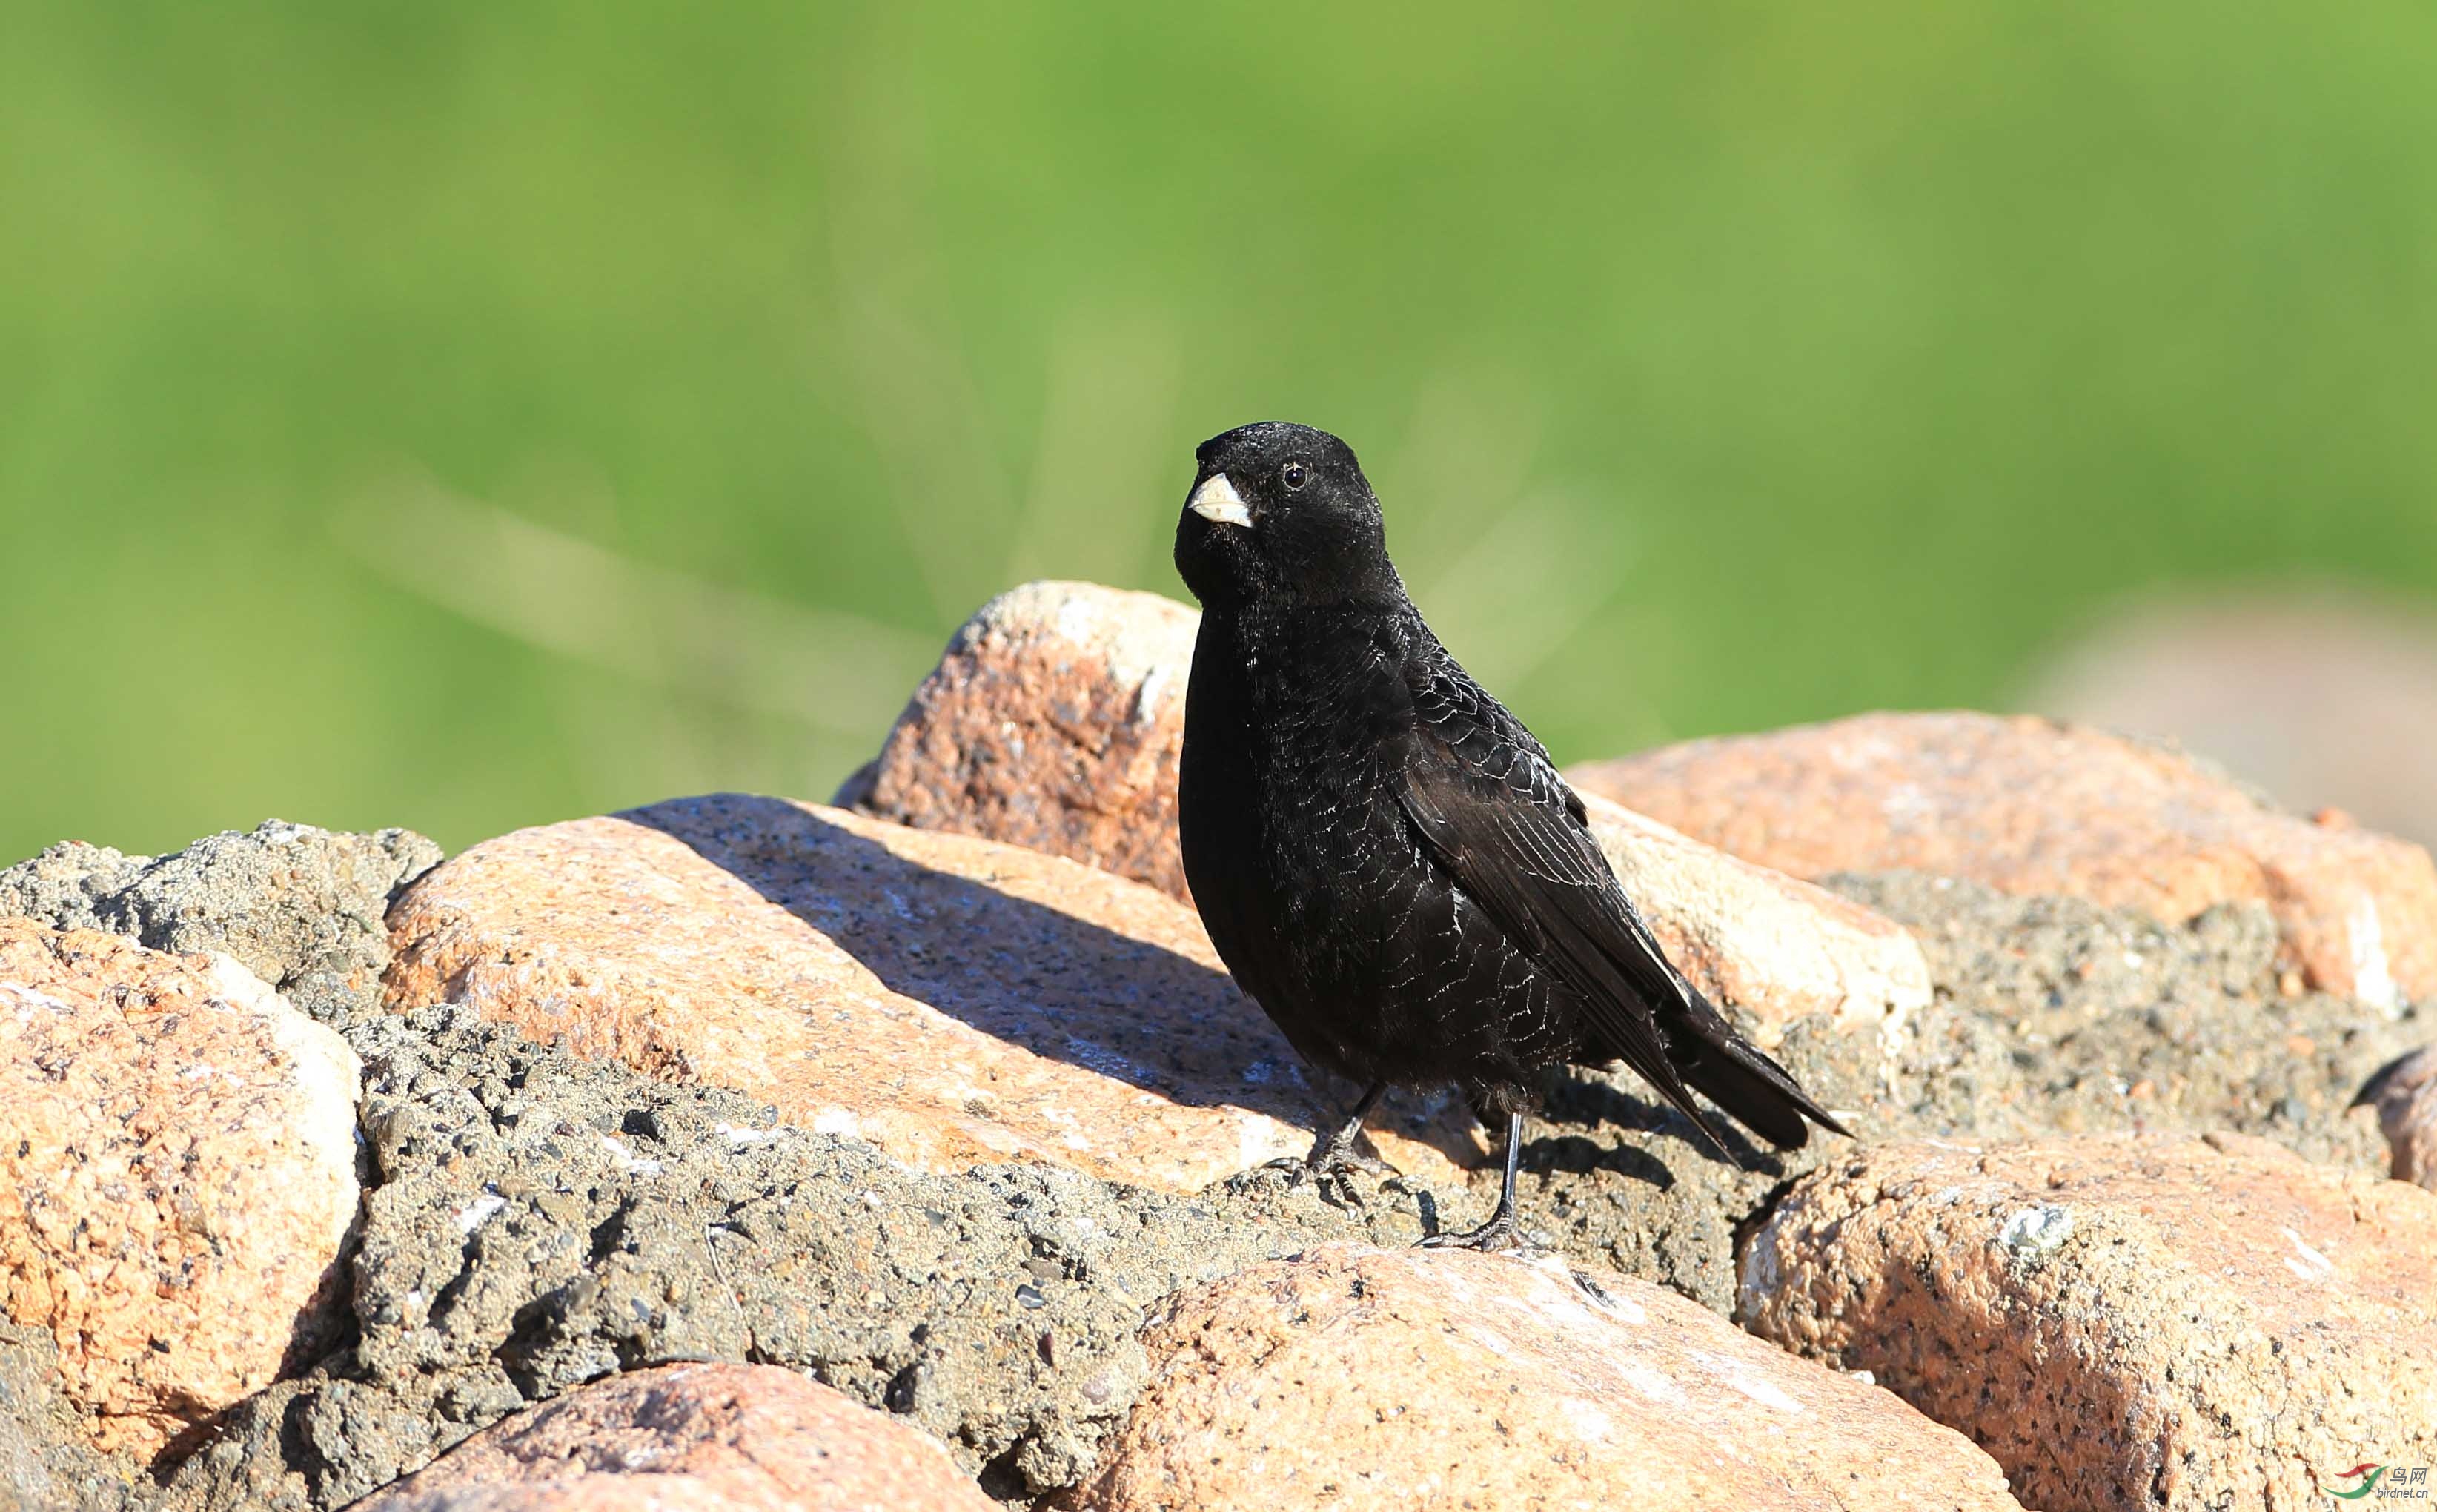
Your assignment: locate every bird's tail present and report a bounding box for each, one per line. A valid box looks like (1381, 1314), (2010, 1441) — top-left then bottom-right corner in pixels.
(1666, 992), (1851, 1154)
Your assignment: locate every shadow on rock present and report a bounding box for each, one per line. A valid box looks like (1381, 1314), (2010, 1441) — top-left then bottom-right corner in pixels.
(622, 795), (1474, 1170)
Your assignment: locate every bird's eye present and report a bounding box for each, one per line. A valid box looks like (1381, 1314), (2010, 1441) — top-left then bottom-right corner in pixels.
(1282, 460), (1309, 491)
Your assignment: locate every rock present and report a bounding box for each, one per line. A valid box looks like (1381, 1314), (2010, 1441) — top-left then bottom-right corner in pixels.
(1568, 712), (2437, 1009)
(1582, 795), (1929, 1058)
(2020, 587), (2437, 851)
(1445, 868), (2413, 1318)
(846, 582), (1199, 903)
(0, 921), (362, 1461)
(351, 1362), (996, 1512)
(0, 820), (444, 1025)
(103, 798), (2430, 1509)
(1824, 874), (2413, 1173)
(0, 844), (148, 924)
(0, 1320), (127, 1512)
(838, 584), (1933, 1052)
(2358, 1046), (2437, 1190)
(1067, 1244), (2021, 1512)
(154, 1007), (1456, 1511)
(385, 795), (1477, 1194)
(821, 590), (2410, 1308)
(1740, 1133), (2437, 1512)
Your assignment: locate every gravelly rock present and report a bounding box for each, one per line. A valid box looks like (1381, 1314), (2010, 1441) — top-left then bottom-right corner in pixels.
(1830, 872), (2418, 1166)
(19, 785), (2427, 1508)
(152, 1007), (1443, 1512)
(1, 1319), (126, 1512)
(0, 821), (443, 1026)
(1491, 872), (2418, 1313)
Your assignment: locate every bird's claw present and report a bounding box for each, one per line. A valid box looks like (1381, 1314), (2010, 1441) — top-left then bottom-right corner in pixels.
(1273, 1124), (1410, 1213)
(1318, 1147), (1397, 1177)
(1264, 1154), (1384, 1212)
(1262, 1154), (1315, 1184)
(1299, 1125), (1397, 1179)
(1416, 1207), (1524, 1253)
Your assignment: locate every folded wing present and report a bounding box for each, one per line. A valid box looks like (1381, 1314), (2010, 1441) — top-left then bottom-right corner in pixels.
(1390, 649), (1845, 1154)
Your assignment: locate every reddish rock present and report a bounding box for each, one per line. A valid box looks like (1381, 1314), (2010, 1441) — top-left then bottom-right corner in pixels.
(1068, 1244), (2019, 1512)
(1740, 1133), (2437, 1512)
(2361, 1047), (2437, 1191)
(1582, 795), (1929, 1059)
(0, 921), (361, 1459)
(1571, 712), (2437, 1009)
(2020, 588), (2437, 851)
(845, 581), (1200, 903)
(843, 583), (1932, 1051)
(353, 1362), (995, 1512)
(384, 796), (1479, 1194)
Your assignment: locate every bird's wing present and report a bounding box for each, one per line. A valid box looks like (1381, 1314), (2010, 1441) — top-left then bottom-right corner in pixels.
(1389, 645), (1840, 1153)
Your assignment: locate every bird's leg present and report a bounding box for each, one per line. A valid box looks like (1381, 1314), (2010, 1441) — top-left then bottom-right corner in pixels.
(1304, 1079), (1393, 1173)
(1419, 1112), (1525, 1251)
(1267, 1080), (1394, 1196)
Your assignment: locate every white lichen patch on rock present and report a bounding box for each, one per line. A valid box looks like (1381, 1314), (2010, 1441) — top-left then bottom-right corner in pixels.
(1995, 1203), (2073, 1261)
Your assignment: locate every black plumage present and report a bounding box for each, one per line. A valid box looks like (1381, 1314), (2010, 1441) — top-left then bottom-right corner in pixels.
(1173, 420), (1846, 1247)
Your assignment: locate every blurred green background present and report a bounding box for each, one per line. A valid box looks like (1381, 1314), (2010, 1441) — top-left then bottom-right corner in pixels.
(8, 0), (2437, 862)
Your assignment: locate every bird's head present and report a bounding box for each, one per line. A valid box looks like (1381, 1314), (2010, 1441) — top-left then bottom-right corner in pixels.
(1173, 421), (1402, 612)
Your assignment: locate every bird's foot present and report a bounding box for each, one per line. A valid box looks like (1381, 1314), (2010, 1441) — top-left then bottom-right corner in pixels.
(1264, 1124), (1400, 1210)
(1307, 1127), (1398, 1178)
(1416, 1204), (1523, 1253)
(1267, 1124), (1396, 1181)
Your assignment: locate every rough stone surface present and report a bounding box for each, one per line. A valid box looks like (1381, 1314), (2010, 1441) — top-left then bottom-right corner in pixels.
(390, 800), (2421, 1327)
(351, 1362), (997, 1512)
(1570, 712), (2437, 1009)
(153, 1008), (1459, 1512)
(1826, 874), (2418, 1167)
(1741, 1133), (2437, 1512)
(1067, 1244), (2021, 1512)
(150, 872), (2424, 1511)
(0, 820), (443, 1026)
(1582, 795), (1929, 1055)
(0, 922), (362, 1460)
(2359, 1045), (2437, 1190)
(843, 582), (1199, 903)
(1, 1320), (127, 1512)
(10, 705), (2425, 1512)
(1493, 872), (2420, 1315)
(837, 589), (1937, 1056)
(385, 795), (1477, 1193)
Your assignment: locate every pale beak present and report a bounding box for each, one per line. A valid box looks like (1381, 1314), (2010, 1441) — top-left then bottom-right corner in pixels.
(1187, 472), (1254, 528)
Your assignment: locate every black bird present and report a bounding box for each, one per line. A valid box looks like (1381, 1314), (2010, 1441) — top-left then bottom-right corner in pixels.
(1173, 421), (1847, 1249)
